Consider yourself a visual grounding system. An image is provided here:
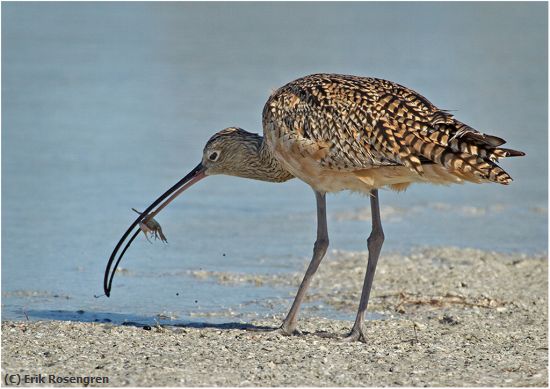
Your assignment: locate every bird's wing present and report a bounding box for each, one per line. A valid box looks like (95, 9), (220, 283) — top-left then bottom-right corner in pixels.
(263, 74), (523, 184)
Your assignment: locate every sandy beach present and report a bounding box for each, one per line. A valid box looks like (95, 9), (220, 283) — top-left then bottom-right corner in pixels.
(2, 247), (547, 386)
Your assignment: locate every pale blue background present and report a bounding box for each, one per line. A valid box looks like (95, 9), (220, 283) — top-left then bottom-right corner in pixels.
(2, 2), (547, 323)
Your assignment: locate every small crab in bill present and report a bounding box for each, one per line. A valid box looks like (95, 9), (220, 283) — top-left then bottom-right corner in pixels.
(131, 208), (168, 243)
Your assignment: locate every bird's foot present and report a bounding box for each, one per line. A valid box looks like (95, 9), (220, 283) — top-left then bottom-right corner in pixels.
(341, 325), (367, 343)
(278, 320), (301, 336)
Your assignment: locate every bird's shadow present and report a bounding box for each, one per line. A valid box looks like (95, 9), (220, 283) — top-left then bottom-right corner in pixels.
(22, 309), (271, 330)
(21, 309), (341, 339)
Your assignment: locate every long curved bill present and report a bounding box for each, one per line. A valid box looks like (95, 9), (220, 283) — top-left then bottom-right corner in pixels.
(104, 162), (206, 297)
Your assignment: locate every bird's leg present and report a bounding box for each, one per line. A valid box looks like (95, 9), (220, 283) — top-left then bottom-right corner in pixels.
(343, 189), (384, 343)
(280, 191), (328, 335)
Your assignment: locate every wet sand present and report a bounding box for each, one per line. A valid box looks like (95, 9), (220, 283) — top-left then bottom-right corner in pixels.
(2, 247), (547, 386)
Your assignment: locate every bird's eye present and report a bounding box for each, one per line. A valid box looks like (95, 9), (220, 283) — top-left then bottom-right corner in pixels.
(208, 151), (219, 161)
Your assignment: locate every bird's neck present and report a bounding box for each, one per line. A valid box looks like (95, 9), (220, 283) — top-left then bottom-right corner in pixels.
(237, 133), (294, 183)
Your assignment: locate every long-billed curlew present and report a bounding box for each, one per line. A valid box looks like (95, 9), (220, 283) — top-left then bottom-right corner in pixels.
(104, 73), (524, 342)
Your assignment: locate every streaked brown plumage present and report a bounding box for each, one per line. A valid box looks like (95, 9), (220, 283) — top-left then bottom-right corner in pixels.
(104, 73), (524, 343)
(262, 73), (523, 193)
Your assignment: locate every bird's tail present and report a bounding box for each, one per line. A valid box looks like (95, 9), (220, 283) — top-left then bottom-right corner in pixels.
(407, 119), (525, 185)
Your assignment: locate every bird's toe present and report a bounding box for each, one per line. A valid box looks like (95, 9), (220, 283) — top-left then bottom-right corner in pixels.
(341, 327), (367, 343)
(278, 321), (301, 336)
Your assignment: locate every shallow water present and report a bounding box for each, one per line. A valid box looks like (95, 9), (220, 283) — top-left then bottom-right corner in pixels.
(2, 3), (547, 323)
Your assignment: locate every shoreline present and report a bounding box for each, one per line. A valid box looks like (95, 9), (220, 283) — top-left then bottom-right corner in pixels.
(2, 247), (547, 386)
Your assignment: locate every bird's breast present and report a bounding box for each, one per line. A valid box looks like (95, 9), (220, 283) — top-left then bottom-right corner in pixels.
(264, 124), (374, 193)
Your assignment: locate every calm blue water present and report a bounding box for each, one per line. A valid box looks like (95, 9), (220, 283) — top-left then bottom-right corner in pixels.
(2, 3), (547, 324)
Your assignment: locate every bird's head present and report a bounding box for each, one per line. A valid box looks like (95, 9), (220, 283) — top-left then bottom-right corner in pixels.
(201, 127), (263, 177)
(103, 127), (270, 296)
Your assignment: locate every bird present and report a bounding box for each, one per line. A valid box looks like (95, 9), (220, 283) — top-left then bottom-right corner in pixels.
(104, 73), (524, 342)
